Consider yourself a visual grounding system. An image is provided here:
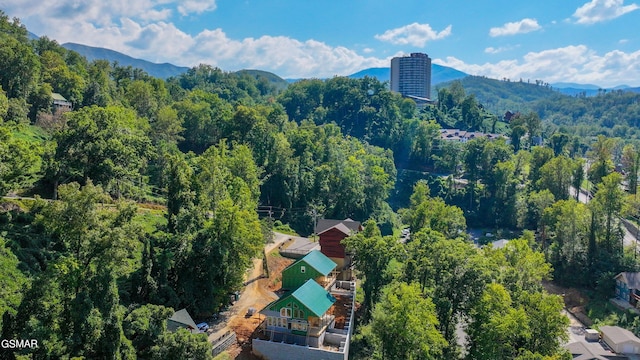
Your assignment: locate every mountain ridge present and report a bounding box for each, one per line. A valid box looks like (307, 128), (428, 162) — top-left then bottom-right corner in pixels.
(62, 42), (190, 79)
(57, 42), (640, 96)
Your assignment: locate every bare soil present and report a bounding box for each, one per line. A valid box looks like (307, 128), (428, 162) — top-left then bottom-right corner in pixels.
(224, 251), (294, 359)
(543, 280), (592, 326)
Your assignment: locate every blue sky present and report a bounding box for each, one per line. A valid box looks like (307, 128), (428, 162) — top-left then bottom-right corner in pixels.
(2, 0), (640, 87)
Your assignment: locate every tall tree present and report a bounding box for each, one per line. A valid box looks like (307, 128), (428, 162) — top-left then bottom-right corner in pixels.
(364, 282), (447, 360)
(0, 125), (41, 195)
(406, 230), (490, 358)
(342, 220), (398, 319)
(591, 172), (625, 258)
(51, 105), (151, 198)
(14, 182), (140, 358)
(587, 135), (618, 185)
(621, 144), (640, 194)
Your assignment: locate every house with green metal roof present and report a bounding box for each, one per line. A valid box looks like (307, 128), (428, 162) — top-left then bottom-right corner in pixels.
(262, 280), (336, 343)
(281, 250), (337, 290)
(51, 92), (72, 113)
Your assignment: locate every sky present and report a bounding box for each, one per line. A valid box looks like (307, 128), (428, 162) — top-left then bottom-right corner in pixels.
(1, 0), (640, 87)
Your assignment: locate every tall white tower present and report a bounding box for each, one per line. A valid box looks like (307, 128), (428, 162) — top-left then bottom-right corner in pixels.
(390, 53), (432, 100)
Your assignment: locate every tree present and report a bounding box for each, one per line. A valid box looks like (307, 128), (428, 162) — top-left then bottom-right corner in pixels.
(409, 120), (441, 164)
(621, 144), (639, 194)
(549, 133), (569, 156)
(150, 328), (212, 360)
(0, 125), (42, 195)
(466, 283), (530, 360)
(175, 90), (232, 153)
(342, 220), (398, 319)
(405, 230), (490, 357)
(13, 182), (140, 358)
(523, 112), (542, 148)
(587, 135), (618, 185)
(541, 200), (591, 285)
(51, 105), (151, 197)
(0, 236), (27, 328)
(0, 31), (39, 99)
(591, 172), (625, 257)
(168, 142), (263, 316)
(364, 282), (446, 360)
(536, 155), (574, 201)
(529, 147), (554, 188)
(521, 189), (555, 230)
(123, 304), (174, 358)
(402, 181), (466, 238)
(572, 158), (585, 201)
(490, 238), (551, 295)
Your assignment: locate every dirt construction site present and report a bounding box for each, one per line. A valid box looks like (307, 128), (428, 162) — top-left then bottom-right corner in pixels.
(208, 234), (297, 359)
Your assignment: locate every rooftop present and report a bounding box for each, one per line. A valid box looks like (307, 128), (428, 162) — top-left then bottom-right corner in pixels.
(291, 280), (336, 317)
(316, 218), (361, 235)
(616, 272), (640, 289)
(288, 250), (337, 276)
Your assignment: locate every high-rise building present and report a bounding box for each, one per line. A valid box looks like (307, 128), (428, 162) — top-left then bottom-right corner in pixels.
(390, 52), (432, 100)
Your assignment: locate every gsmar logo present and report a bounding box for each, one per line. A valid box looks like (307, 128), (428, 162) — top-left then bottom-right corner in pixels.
(1, 339), (38, 349)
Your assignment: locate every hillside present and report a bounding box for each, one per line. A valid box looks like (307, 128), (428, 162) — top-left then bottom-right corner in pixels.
(433, 75), (640, 138)
(445, 76), (562, 115)
(62, 42), (190, 79)
(347, 64), (468, 85)
(235, 69), (289, 91)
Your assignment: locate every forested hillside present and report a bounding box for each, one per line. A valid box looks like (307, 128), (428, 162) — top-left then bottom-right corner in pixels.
(3, 10), (640, 360)
(452, 76), (640, 140)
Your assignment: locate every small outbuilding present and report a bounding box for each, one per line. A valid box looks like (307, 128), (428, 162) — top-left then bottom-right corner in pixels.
(52, 93), (72, 113)
(600, 325), (640, 354)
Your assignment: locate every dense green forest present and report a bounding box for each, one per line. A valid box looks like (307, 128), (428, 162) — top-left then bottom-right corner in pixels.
(3, 10), (640, 359)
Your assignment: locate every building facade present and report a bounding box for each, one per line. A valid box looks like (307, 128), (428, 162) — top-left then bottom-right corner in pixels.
(317, 219), (362, 281)
(255, 249), (356, 360)
(390, 52), (432, 101)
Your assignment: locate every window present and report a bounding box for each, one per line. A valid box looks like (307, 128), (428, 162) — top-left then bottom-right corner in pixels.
(280, 307), (292, 318)
(291, 322), (308, 331)
(300, 266), (306, 273)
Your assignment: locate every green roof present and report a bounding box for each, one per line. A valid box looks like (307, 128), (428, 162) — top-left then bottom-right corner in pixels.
(296, 250), (337, 276)
(291, 280), (336, 317)
(51, 93), (68, 101)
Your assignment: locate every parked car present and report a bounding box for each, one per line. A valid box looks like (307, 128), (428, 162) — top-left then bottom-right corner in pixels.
(196, 322), (209, 332)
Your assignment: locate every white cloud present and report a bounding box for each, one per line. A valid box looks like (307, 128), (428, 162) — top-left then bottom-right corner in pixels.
(484, 45), (520, 54)
(436, 45), (640, 87)
(5, 1), (640, 85)
(489, 18), (541, 37)
(188, 31), (388, 78)
(573, 0), (639, 24)
(177, 0), (217, 16)
(374, 23), (452, 47)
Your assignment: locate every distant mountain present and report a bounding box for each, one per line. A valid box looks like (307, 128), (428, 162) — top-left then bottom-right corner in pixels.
(235, 69), (289, 91)
(28, 31), (39, 40)
(62, 42), (190, 79)
(552, 82), (601, 90)
(551, 82), (640, 96)
(348, 68), (391, 81)
(347, 64), (468, 85)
